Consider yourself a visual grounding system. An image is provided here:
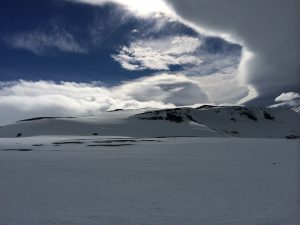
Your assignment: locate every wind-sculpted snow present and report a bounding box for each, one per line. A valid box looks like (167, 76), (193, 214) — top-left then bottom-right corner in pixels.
(0, 106), (299, 139)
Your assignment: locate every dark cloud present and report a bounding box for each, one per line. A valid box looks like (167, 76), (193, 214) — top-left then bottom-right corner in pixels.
(166, 0), (300, 105)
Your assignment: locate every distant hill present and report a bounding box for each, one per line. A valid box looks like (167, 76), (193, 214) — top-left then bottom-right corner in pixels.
(0, 106), (299, 139)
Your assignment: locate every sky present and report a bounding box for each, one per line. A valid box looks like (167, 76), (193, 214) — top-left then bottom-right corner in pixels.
(0, 0), (299, 124)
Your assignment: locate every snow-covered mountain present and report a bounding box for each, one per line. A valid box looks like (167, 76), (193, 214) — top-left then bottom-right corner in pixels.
(0, 106), (299, 139)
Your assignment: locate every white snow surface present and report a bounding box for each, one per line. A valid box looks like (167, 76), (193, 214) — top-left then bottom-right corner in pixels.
(0, 106), (299, 138)
(0, 137), (299, 225)
(0, 106), (299, 225)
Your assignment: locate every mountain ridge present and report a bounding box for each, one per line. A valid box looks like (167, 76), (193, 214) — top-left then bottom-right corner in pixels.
(0, 106), (299, 139)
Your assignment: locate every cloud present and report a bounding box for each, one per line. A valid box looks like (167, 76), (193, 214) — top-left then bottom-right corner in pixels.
(0, 70), (252, 124)
(112, 35), (202, 70)
(269, 92), (300, 108)
(165, 0), (300, 105)
(66, 0), (173, 17)
(275, 92), (300, 102)
(113, 73), (208, 105)
(6, 27), (87, 56)
(0, 74), (210, 124)
(191, 72), (249, 105)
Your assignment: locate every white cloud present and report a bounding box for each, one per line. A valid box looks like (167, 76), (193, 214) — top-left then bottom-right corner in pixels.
(7, 28), (87, 56)
(0, 74), (209, 124)
(269, 92), (300, 108)
(113, 73), (208, 105)
(275, 92), (300, 102)
(0, 71), (254, 124)
(191, 72), (249, 105)
(112, 36), (202, 70)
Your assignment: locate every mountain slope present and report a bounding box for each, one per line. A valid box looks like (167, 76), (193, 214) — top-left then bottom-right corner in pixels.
(133, 106), (300, 138)
(0, 106), (299, 138)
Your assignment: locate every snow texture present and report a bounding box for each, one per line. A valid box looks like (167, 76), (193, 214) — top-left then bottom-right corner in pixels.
(0, 137), (299, 225)
(0, 106), (299, 225)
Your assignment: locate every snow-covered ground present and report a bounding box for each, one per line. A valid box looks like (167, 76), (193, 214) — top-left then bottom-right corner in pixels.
(0, 106), (299, 138)
(0, 136), (299, 225)
(0, 106), (299, 225)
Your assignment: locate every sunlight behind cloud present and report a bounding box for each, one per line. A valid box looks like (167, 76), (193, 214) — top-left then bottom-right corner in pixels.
(69, 0), (173, 17)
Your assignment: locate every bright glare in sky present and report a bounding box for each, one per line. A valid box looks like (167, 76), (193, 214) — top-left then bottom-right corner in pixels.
(71, 0), (173, 17)
(118, 0), (172, 16)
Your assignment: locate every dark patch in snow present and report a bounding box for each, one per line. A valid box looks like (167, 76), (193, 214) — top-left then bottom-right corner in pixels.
(139, 139), (161, 142)
(94, 139), (161, 144)
(135, 109), (185, 123)
(52, 141), (84, 145)
(235, 108), (258, 121)
(19, 117), (75, 122)
(196, 105), (216, 110)
(16, 133), (22, 137)
(139, 116), (164, 121)
(165, 113), (184, 123)
(107, 109), (123, 112)
(87, 144), (134, 147)
(3, 149), (32, 151)
(94, 140), (137, 143)
(285, 135), (300, 139)
(263, 111), (275, 120)
(155, 136), (198, 138)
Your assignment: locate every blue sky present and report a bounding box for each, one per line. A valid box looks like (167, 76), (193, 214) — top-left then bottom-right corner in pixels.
(0, 0), (241, 85)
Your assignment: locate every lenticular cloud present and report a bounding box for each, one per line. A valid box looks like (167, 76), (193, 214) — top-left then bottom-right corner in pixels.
(166, 0), (300, 105)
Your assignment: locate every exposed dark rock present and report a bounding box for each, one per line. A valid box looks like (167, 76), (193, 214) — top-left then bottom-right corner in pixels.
(196, 105), (216, 109)
(234, 106), (243, 111)
(263, 111), (275, 120)
(285, 135), (300, 139)
(136, 109), (185, 123)
(139, 116), (164, 121)
(107, 109), (123, 112)
(19, 117), (75, 122)
(240, 109), (257, 121)
(165, 113), (184, 123)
